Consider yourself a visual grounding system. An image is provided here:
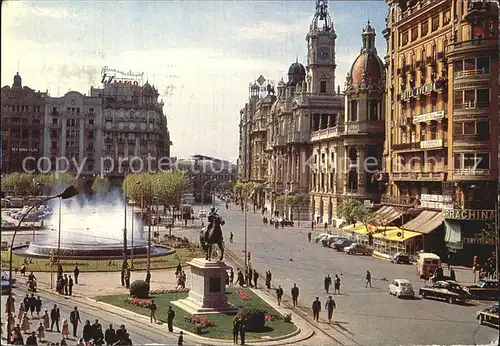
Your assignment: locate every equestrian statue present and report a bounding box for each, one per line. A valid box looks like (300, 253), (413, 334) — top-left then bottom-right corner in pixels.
(200, 207), (226, 261)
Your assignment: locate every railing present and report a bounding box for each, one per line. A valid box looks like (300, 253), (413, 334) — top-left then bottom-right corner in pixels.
(49, 123), (61, 129)
(392, 171), (446, 181)
(454, 69), (490, 78)
(392, 142), (420, 151)
(453, 102), (489, 110)
(310, 126), (344, 141)
(450, 37), (497, 52)
(453, 169), (490, 176)
(452, 134), (490, 142)
(381, 194), (415, 207)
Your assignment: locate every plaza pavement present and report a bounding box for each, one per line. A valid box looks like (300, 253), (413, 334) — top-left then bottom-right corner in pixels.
(177, 199), (499, 346)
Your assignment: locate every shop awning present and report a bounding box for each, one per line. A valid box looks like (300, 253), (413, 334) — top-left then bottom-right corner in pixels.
(403, 210), (444, 234)
(371, 206), (402, 225)
(343, 224), (421, 242)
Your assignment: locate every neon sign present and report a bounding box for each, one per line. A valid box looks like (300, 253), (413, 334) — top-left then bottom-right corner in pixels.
(100, 66), (144, 87)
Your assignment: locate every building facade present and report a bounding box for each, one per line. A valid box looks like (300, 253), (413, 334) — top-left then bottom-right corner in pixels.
(1, 73), (47, 173)
(43, 91), (103, 177)
(384, 0), (498, 262)
(90, 82), (171, 183)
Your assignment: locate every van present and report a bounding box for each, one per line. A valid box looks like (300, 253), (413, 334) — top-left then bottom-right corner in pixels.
(416, 252), (441, 279)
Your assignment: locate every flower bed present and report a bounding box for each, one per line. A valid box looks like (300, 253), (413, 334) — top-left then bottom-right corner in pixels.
(149, 288), (189, 295)
(125, 297), (152, 308)
(237, 290), (252, 301)
(184, 315), (216, 328)
(264, 313), (274, 321)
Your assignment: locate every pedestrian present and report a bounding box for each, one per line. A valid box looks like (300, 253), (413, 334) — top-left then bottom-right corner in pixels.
(26, 331), (37, 346)
(334, 274), (341, 294)
(265, 271), (272, 289)
(291, 283), (299, 307)
(232, 317), (240, 344)
(64, 274), (69, 295)
(28, 293), (37, 317)
(175, 263), (182, 277)
(239, 322), (246, 345)
(42, 309), (50, 330)
(312, 297), (321, 322)
(229, 268), (234, 286)
(82, 321), (92, 343)
(36, 321), (45, 342)
(150, 300), (157, 323)
(35, 296), (42, 316)
(237, 268), (245, 287)
(105, 324), (116, 346)
(5, 295), (15, 315)
(225, 270), (230, 286)
(230, 232), (234, 243)
(23, 294), (30, 315)
(145, 270), (151, 285)
(120, 269), (126, 287)
(61, 319), (70, 339)
(21, 312), (30, 333)
(253, 270), (259, 288)
(17, 302), (25, 322)
(325, 296), (336, 322)
(50, 304), (60, 332)
(308, 231), (312, 242)
(247, 268), (253, 288)
(70, 306), (81, 337)
(68, 276), (74, 296)
(450, 267), (456, 281)
(275, 285), (284, 306)
(125, 267), (131, 289)
(167, 305), (175, 332)
(324, 274), (332, 294)
(366, 270), (372, 288)
(178, 330), (184, 345)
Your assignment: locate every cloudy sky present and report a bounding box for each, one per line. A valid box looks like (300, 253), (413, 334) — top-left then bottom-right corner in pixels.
(2, 0), (387, 162)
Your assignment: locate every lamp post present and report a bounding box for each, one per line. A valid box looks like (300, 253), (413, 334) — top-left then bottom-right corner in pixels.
(201, 179), (215, 222)
(244, 190), (248, 272)
(7, 185), (78, 344)
(131, 181), (141, 269)
(123, 179), (128, 265)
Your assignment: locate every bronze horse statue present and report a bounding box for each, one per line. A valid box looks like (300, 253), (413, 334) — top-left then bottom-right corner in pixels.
(201, 212), (225, 260)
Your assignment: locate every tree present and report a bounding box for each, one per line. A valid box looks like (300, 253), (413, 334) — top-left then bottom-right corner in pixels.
(36, 173), (76, 194)
(154, 171), (190, 208)
(2, 173), (39, 196)
(91, 175), (110, 194)
(234, 181), (254, 210)
(288, 193), (309, 226)
(337, 199), (374, 227)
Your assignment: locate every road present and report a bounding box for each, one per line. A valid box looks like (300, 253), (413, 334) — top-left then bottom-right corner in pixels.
(183, 199), (499, 346)
(1, 284), (178, 345)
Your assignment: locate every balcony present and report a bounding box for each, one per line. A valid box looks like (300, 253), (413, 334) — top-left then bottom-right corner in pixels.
(85, 124), (97, 130)
(392, 142), (421, 151)
(310, 126), (344, 142)
(381, 194), (417, 207)
(453, 102), (490, 116)
(344, 121), (384, 135)
(448, 37), (497, 57)
(454, 69), (491, 79)
(49, 123), (61, 129)
(392, 171), (447, 182)
(453, 134), (490, 143)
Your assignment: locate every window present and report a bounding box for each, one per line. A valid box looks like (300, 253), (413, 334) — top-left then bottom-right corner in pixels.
(476, 57), (490, 71)
(420, 124), (426, 140)
(421, 21), (428, 36)
(453, 122), (462, 135)
(369, 101), (378, 121)
(66, 119), (71, 126)
(350, 100), (358, 121)
(89, 108), (95, 114)
(51, 141), (57, 149)
(401, 131), (407, 143)
(431, 16), (439, 31)
(89, 119), (94, 125)
(320, 81), (327, 93)
(464, 58), (475, 71)
(476, 153), (489, 169)
(402, 31), (409, 45)
(463, 122), (475, 135)
(52, 118), (58, 125)
(430, 122), (437, 139)
(411, 26), (418, 41)
(456, 153), (490, 170)
(477, 121), (489, 137)
(50, 130), (57, 138)
(476, 89), (489, 104)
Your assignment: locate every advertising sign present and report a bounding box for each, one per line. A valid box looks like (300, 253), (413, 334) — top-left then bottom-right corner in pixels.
(443, 209), (495, 220)
(101, 66), (144, 87)
(413, 110), (445, 124)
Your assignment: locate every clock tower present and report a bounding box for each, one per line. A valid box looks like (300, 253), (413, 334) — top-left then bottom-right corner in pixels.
(306, 0), (337, 95)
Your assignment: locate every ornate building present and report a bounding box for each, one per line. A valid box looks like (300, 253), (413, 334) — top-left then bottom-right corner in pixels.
(43, 91), (103, 178)
(1, 73), (47, 173)
(90, 82), (171, 183)
(384, 0), (499, 263)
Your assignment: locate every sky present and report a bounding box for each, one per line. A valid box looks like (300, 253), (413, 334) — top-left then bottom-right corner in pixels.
(1, 0), (388, 162)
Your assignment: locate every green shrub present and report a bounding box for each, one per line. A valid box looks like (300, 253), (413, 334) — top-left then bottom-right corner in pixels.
(236, 307), (266, 331)
(129, 280), (150, 298)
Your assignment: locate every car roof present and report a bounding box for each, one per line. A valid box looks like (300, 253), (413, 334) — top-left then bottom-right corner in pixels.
(394, 279), (412, 283)
(418, 253), (440, 259)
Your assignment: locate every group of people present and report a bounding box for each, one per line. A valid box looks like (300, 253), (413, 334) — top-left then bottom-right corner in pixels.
(174, 263), (187, 289)
(56, 264), (79, 296)
(233, 267), (259, 288)
(232, 316), (246, 345)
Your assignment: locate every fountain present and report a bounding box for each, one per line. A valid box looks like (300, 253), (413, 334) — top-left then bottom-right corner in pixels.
(13, 191), (172, 259)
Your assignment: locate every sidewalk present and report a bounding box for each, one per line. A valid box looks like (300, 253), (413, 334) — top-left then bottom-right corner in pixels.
(24, 269), (314, 345)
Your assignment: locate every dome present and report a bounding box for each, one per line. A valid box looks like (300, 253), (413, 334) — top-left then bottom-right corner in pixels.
(287, 61), (305, 86)
(350, 54), (384, 85)
(362, 21), (375, 34)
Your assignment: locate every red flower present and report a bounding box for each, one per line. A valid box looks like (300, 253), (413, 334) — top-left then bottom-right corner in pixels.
(125, 298), (152, 308)
(184, 315), (216, 328)
(237, 290), (252, 301)
(264, 313), (274, 321)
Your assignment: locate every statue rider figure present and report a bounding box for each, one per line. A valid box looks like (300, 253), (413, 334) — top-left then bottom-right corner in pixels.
(202, 207), (226, 261)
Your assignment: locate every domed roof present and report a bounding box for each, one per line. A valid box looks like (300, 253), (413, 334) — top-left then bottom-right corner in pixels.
(362, 21), (375, 34)
(287, 61), (305, 86)
(350, 54), (384, 85)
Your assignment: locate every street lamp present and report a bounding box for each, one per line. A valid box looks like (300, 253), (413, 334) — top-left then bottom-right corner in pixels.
(7, 185), (78, 344)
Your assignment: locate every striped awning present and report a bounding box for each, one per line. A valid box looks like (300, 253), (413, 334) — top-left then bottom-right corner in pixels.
(403, 210), (444, 234)
(371, 206), (402, 226)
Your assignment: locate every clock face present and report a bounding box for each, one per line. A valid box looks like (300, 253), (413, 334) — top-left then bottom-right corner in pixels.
(319, 46), (329, 59)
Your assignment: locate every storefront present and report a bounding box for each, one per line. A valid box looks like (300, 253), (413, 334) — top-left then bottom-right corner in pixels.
(343, 223), (422, 256)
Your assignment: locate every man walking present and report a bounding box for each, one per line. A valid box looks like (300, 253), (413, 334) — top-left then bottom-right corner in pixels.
(70, 306), (81, 337)
(265, 271), (272, 289)
(229, 268), (234, 286)
(253, 270), (259, 288)
(275, 285), (284, 306)
(167, 306), (175, 332)
(312, 297), (321, 322)
(150, 300), (157, 323)
(230, 232), (234, 243)
(125, 267), (131, 288)
(334, 274), (341, 294)
(291, 283), (299, 307)
(73, 265), (80, 284)
(232, 317), (240, 345)
(145, 270), (151, 285)
(324, 274), (332, 294)
(68, 276), (74, 296)
(307, 231), (312, 242)
(50, 304), (60, 332)
(366, 270), (372, 288)
(325, 296), (336, 323)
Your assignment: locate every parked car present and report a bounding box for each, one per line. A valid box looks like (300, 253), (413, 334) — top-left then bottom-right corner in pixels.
(321, 235), (338, 247)
(467, 280), (499, 300)
(419, 280), (472, 304)
(477, 303), (499, 327)
(388, 279), (415, 298)
(1, 270), (16, 293)
(313, 233), (329, 243)
(391, 252), (411, 264)
(344, 243), (373, 255)
(333, 239), (353, 251)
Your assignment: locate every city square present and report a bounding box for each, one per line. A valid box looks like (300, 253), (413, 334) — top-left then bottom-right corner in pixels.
(1, 0), (499, 346)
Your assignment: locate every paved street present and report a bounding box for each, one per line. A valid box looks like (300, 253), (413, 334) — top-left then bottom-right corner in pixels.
(182, 200), (499, 346)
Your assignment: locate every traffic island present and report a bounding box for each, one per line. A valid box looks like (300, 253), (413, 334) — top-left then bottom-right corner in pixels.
(1, 247), (203, 272)
(96, 287), (299, 341)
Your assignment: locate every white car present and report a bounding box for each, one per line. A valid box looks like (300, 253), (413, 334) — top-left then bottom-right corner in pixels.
(198, 210), (207, 218)
(389, 279), (415, 298)
(313, 233), (329, 243)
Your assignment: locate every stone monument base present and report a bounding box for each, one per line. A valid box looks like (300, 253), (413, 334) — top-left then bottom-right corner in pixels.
(171, 258), (239, 315)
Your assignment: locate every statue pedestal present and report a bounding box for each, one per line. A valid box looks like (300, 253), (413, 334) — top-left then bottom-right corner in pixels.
(171, 258), (238, 315)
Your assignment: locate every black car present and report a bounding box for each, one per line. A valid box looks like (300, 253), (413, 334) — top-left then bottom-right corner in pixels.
(333, 239), (353, 251)
(391, 252), (411, 264)
(467, 280), (499, 300)
(419, 280), (472, 304)
(477, 303), (499, 327)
